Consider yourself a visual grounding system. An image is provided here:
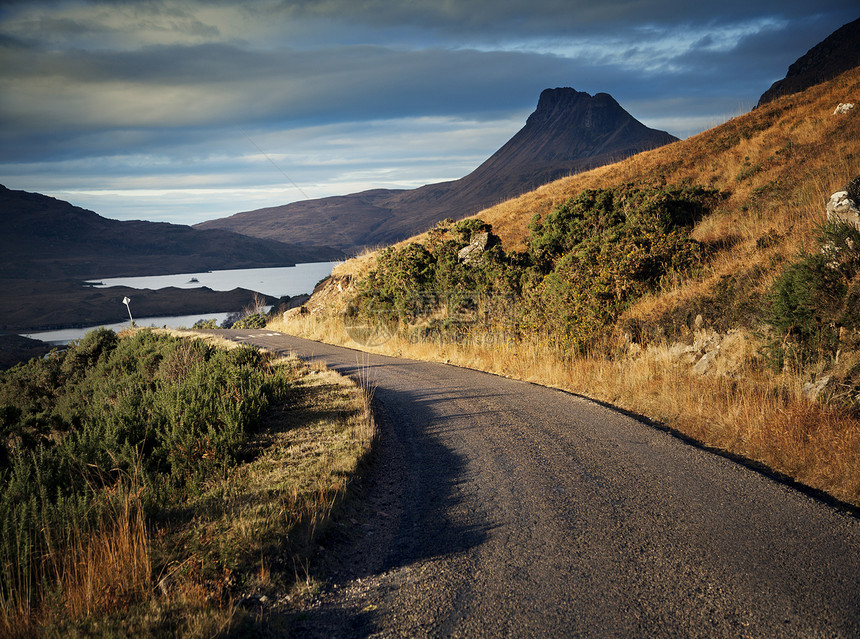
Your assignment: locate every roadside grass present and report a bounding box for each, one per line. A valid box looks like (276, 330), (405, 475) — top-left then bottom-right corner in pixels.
(0, 329), (375, 637)
(270, 313), (860, 507)
(265, 69), (860, 509)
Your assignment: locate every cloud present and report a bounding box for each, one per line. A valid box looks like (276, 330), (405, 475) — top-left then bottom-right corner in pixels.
(0, 0), (857, 224)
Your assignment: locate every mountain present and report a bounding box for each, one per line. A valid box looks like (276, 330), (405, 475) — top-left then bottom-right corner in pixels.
(757, 16), (860, 107)
(295, 65), (860, 508)
(0, 185), (343, 280)
(195, 88), (678, 253)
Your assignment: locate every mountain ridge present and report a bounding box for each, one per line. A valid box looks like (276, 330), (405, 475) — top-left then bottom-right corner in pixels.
(195, 88), (678, 253)
(0, 184), (343, 280)
(757, 16), (860, 107)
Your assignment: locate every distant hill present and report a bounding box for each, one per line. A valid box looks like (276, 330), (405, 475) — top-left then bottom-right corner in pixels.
(0, 185), (344, 333)
(195, 88), (678, 253)
(757, 16), (860, 107)
(0, 185), (343, 280)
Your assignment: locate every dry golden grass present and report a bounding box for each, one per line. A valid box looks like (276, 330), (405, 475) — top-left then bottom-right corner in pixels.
(271, 313), (859, 506)
(270, 68), (860, 507)
(141, 350), (377, 633)
(59, 492), (152, 620)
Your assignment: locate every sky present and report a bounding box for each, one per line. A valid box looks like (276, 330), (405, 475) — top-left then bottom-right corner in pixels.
(1, 1), (857, 226)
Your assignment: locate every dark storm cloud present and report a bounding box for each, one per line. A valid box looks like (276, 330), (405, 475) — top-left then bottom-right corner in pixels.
(251, 0), (858, 35)
(0, 0), (857, 223)
(0, 37), (576, 161)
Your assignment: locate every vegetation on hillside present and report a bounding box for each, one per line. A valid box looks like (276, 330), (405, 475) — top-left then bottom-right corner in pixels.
(272, 67), (860, 507)
(0, 328), (374, 636)
(351, 184), (719, 354)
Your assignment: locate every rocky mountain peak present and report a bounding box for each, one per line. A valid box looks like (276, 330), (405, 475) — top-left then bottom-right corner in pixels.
(528, 88), (621, 129)
(757, 17), (860, 107)
(196, 87), (678, 252)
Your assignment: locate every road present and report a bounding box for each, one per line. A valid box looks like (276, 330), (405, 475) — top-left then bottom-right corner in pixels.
(216, 330), (860, 637)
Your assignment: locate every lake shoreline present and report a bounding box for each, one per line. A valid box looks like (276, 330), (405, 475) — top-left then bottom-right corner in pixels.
(0, 279), (271, 334)
(1, 262), (336, 335)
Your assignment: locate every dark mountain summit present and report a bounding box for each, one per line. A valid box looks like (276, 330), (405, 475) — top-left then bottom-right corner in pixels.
(463, 88), (677, 196)
(757, 17), (860, 107)
(0, 184), (342, 280)
(196, 88), (678, 253)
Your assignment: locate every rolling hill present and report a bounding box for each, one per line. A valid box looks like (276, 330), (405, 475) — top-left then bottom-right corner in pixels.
(0, 185), (342, 280)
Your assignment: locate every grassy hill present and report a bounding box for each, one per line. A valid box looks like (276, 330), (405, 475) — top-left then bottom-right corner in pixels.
(272, 66), (860, 507)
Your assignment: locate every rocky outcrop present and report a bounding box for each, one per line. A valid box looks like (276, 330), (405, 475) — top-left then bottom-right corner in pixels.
(757, 17), (860, 107)
(284, 274), (355, 319)
(825, 176), (860, 229)
(624, 320), (756, 379)
(457, 231), (490, 264)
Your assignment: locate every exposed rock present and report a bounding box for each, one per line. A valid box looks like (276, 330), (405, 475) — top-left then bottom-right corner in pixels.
(656, 328), (753, 378)
(834, 103), (855, 115)
(282, 274), (355, 319)
(283, 306), (308, 320)
(693, 328), (723, 353)
(457, 231), (490, 264)
(802, 376), (831, 401)
(693, 351), (718, 376)
(826, 190), (860, 229)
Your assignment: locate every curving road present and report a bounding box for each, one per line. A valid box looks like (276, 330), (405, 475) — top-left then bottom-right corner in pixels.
(215, 330), (860, 637)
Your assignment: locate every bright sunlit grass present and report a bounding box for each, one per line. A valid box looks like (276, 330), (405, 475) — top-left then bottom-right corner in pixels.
(268, 67), (860, 508)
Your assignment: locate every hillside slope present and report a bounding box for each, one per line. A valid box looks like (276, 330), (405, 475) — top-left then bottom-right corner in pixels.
(482, 69), (860, 255)
(279, 65), (860, 508)
(195, 88), (677, 253)
(757, 16), (860, 107)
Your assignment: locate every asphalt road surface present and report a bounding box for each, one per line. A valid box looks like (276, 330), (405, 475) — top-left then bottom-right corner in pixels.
(215, 330), (860, 638)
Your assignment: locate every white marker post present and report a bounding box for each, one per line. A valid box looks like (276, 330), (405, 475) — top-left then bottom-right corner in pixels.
(122, 296), (134, 325)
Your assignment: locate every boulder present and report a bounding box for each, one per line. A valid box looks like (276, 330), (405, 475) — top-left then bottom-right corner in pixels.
(692, 351), (718, 376)
(833, 103), (855, 115)
(826, 190), (860, 229)
(802, 376), (831, 401)
(458, 231), (490, 265)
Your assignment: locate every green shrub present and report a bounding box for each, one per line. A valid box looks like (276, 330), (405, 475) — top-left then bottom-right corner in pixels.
(230, 313), (268, 329)
(521, 183), (714, 352)
(767, 221), (860, 366)
(349, 183), (717, 354)
(192, 318), (219, 329)
(0, 329), (291, 617)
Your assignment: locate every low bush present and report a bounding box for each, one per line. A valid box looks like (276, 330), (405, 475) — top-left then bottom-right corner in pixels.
(0, 329), (292, 631)
(230, 313), (268, 329)
(352, 182), (719, 353)
(767, 220), (860, 367)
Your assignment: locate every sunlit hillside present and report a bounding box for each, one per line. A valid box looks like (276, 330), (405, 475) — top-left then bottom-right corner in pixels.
(273, 67), (860, 507)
